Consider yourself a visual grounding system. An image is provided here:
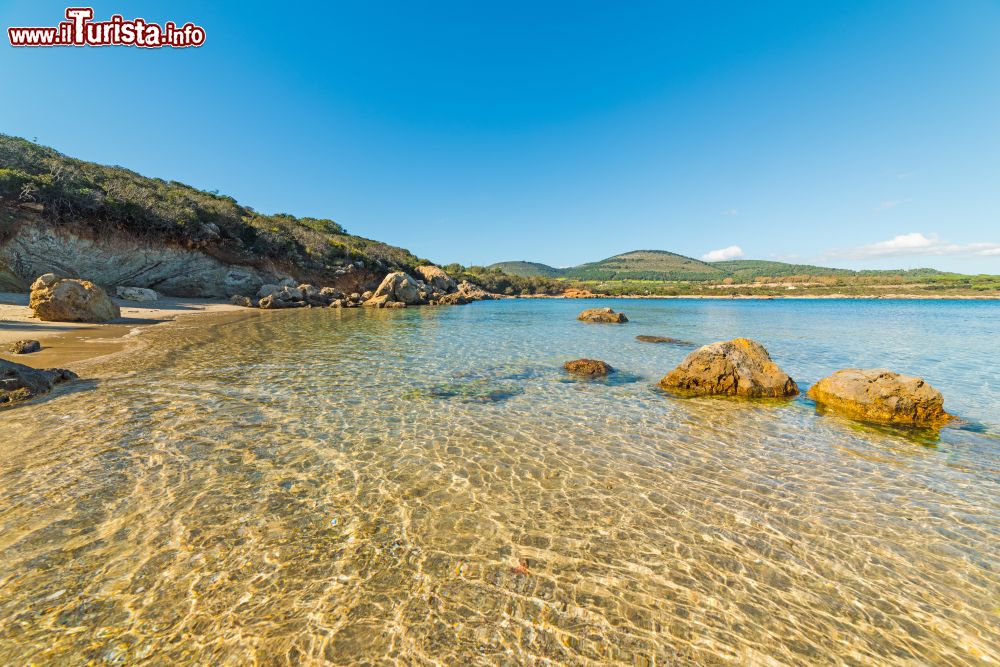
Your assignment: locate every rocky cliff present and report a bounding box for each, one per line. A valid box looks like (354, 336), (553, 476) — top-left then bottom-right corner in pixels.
(0, 134), (427, 297)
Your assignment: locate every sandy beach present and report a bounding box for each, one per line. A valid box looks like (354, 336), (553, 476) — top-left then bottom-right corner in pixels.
(0, 292), (250, 369)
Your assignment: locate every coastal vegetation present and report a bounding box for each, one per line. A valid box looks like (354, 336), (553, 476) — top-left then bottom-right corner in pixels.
(0, 134), (427, 285)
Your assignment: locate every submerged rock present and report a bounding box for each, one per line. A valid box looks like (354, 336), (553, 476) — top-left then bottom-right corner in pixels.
(29, 274), (120, 322)
(115, 286), (159, 302)
(807, 368), (953, 428)
(1, 359), (77, 406)
(577, 307), (628, 323)
(659, 338), (798, 398)
(9, 339), (41, 354)
(563, 359), (614, 377)
(636, 335), (694, 346)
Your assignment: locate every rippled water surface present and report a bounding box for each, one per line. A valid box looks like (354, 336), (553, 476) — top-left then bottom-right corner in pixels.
(1, 298), (998, 665)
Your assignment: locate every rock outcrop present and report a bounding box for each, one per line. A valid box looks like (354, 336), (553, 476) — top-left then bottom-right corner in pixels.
(577, 307), (628, 323)
(659, 338), (798, 398)
(116, 286), (159, 301)
(436, 280), (492, 305)
(807, 368), (953, 428)
(9, 340), (41, 354)
(365, 272), (423, 307)
(1, 359), (77, 406)
(415, 265), (458, 293)
(29, 274), (121, 322)
(563, 359), (614, 377)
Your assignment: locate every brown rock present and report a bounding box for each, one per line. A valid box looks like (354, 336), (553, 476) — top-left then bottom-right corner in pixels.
(29, 274), (120, 322)
(659, 338), (798, 398)
(577, 307), (628, 323)
(564, 358), (614, 377)
(807, 368), (953, 428)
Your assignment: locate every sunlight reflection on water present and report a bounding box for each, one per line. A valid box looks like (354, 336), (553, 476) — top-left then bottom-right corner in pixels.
(1, 299), (997, 665)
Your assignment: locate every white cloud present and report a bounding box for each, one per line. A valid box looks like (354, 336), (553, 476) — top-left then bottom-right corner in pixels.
(702, 245), (744, 262)
(721, 208), (738, 216)
(829, 232), (1000, 259)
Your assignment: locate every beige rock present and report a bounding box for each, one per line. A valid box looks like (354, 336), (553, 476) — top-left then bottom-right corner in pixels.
(660, 338), (798, 398)
(29, 275), (120, 322)
(116, 286), (159, 301)
(414, 265), (458, 293)
(807, 368), (953, 428)
(366, 272), (423, 306)
(577, 307), (628, 323)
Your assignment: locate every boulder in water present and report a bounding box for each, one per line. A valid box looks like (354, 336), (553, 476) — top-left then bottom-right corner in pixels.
(29, 274), (120, 322)
(577, 307), (628, 323)
(807, 368), (953, 428)
(659, 338), (798, 398)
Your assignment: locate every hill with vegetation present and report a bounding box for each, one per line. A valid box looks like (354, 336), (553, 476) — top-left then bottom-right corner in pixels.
(0, 134), (426, 288)
(487, 260), (562, 277)
(563, 250), (725, 281)
(480, 250), (999, 297)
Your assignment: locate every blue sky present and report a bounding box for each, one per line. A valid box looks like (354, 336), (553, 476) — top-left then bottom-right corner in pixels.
(1, 0), (998, 272)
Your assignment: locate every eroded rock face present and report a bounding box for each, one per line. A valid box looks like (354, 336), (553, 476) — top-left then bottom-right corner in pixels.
(9, 340), (41, 354)
(577, 307), (628, 323)
(807, 368), (952, 428)
(414, 265), (458, 294)
(563, 359), (614, 377)
(116, 286), (159, 301)
(1, 223), (270, 297)
(659, 338), (798, 398)
(1, 359), (77, 406)
(29, 275), (120, 322)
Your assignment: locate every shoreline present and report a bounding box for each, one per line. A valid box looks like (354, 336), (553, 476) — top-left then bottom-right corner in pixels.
(4, 289), (997, 371)
(0, 292), (253, 370)
(517, 292), (1000, 300)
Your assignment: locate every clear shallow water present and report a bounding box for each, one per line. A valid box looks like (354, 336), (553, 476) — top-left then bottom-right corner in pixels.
(1, 298), (998, 665)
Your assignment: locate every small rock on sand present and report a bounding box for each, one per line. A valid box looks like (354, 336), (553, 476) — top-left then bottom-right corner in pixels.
(9, 340), (41, 354)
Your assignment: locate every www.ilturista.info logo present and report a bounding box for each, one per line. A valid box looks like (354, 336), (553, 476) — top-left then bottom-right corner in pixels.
(8, 7), (205, 48)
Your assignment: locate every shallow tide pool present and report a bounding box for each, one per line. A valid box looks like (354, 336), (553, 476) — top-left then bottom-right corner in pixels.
(1, 298), (998, 665)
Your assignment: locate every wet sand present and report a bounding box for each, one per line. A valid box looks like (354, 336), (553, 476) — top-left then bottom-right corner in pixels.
(0, 292), (252, 369)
